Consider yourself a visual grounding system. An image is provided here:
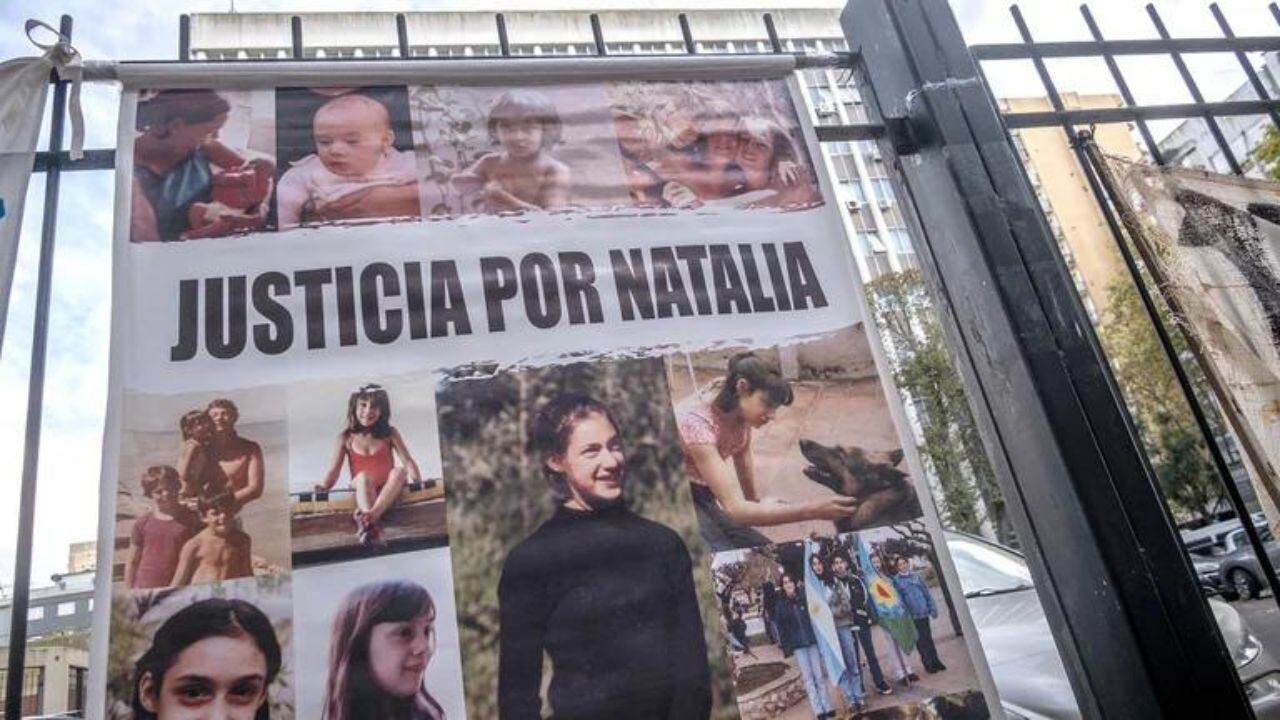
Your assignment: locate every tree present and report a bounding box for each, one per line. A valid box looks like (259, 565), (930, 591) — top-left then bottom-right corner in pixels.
(865, 269), (1012, 543)
(1252, 125), (1280, 180)
(1096, 278), (1224, 522)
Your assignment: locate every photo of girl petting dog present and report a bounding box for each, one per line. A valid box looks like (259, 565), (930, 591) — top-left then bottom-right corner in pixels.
(667, 325), (923, 552)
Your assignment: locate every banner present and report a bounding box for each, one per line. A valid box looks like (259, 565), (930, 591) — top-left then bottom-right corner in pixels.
(94, 68), (997, 720)
(1109, 159), (1280, 527)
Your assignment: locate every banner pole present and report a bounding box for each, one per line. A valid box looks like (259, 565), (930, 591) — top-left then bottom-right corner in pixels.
(5, 15), (70, 720)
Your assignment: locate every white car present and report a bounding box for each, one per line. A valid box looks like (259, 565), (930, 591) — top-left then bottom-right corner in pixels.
(946, 531), (1280, 719)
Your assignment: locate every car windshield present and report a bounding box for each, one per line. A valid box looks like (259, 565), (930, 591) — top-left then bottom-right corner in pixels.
(947, 534), (1035, 596)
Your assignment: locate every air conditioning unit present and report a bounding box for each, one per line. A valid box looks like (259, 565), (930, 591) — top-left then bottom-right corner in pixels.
(845, 200), (863, 213)
(878, 199), (892, 210)
(815, 102), (837, 118)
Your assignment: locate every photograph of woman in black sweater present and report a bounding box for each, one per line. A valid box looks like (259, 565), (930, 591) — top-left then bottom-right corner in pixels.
(497, 393), (711, 720)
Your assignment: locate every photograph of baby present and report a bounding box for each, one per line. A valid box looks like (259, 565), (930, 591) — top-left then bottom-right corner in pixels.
(130, 88), (276, 242)
(105, 575), (294, 720)
(409, 84), (632, 216)
(712, 525), (986, 719)
(287, 374), (447, 567)
(114, 389), (290, 590)
(666, 325), (922, 553)
(435, 357), (734, 718)
(607, 79), (823, 211)
(292, 548), (466, 720)
(274, 86), (422, 228)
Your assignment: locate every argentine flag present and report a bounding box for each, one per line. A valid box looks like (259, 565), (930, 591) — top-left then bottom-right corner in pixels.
(803, 539), (848, 686)
(858, 535), (918, 653)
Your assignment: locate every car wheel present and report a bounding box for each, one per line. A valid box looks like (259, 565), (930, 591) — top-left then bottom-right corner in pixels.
(1230, 568), (1260, 602)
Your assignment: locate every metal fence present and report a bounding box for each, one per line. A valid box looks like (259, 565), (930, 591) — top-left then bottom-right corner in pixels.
(9, 2), (1279, 718)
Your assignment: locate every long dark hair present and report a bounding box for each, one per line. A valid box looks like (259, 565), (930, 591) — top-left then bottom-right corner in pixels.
(346, 384), (393, 439)
(527, 393), (620, 502)
(324, 580), (444, 720)
(132, 598), (282, 720)
(713, 352), (794, 413)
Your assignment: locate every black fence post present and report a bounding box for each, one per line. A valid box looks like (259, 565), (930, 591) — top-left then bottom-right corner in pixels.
(843, 0), (1253, 717)
(6, 15), (72, 720)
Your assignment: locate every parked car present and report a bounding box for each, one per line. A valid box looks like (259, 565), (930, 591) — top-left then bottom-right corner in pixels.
(1218, 526), (1280, 601)
(946, 531), (1280, 719)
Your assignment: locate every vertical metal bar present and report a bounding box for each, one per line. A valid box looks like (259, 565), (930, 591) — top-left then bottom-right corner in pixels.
(678, 13), (696, 54)
(396, 13), (410, 58)
(179, 14), (191, 62)
(1010, 6), (1074, 140)
(764, 13), (783, 54)
(290, 15), (303, 59)
(1146, 3), (1243, 175)
(1272, 2), (1280, 27)
(1211, 3), (1280, 133)
(1079, 4), (1165, 165)
(590, 14), (607, 56)
(6, 15), (70, 720)
(496, 13), (510, 56)
(1078, 132), (1280, 612)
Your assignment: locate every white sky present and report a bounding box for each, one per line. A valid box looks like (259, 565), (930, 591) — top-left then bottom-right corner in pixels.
(0, 0), (1273, 589)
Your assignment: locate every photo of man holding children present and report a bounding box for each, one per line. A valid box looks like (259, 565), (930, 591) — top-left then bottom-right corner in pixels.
(607, 79), (823, 210)
(667, 326), (922, 553)
(274, 85), (422, 228)
(292, 548), (467, 720)
(130, 88), (277, 242)
(409, 84), (633, 216)
(286, 373), (448, 566)
(114, 388), (290, 591)
(711, 524), (986, 719)
(105, 575), (295, 720)
(434, 357), (734, 718)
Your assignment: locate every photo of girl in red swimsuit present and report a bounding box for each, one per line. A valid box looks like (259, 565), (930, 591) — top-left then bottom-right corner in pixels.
(315, 384), (424, 546)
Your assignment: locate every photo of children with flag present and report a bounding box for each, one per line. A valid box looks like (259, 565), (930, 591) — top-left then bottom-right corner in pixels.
(711, 524), (987, 718)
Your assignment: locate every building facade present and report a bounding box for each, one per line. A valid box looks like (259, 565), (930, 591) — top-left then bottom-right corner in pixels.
(1159, 51), (1280, 178)
(187, 5), (917, 281)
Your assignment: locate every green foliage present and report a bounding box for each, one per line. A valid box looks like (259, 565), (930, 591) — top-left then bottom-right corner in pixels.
(436, 358), (737, 719)
(1252, 125), (1280, 181)
(1097, 278), (1223, 521)
(864, 269), (1010, 542)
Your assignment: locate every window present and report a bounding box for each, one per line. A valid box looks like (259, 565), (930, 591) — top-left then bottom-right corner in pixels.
(57, 601), (77, 617)
(27, 606), (43, 621)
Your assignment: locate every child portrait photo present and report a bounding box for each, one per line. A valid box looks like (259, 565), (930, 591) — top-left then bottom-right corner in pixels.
(275, 85), (422, 228)
(130, 88), (276, 242)
(292, 548), (467, 720)
(105, 575), (295, 720)
(667, 325), (922, 553)
(434, 357), (736, 718)
(114, 388), (290, 590)
(409, 83), (632, 216)
(287, 373), (447, 566)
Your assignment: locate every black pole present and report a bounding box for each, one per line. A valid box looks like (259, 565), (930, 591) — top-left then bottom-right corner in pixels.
(396, 13), (410, 59)
(1078, 133), (1280, 612)
(590, 14), (606, 56)
(6, 15), (70, 720)
(178, 14), (191, 62)
(1078, 4), (1164, 165)
(496, 14), (510, 56)
(1210, 3), (1280, 134)
(763, 13), (783, 54)
(678, 13), (696, 54)
(290, 15), (303, 59)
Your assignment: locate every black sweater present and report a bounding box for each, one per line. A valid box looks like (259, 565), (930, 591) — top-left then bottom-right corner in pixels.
(497, 504), (711, 720)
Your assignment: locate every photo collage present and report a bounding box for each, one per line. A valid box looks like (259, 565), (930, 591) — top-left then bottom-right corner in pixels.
(128, 78), (824, 243)
(107, 77), (990, 720)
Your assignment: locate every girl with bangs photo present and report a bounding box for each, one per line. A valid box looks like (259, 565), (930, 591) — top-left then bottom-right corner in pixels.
(324, 580), (446, 720)
(316, 384), (423, 546)
(676, 352), (859, 551)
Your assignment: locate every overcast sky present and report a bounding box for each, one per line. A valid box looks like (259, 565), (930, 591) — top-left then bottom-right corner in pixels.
(0, 0), (1274, 589)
